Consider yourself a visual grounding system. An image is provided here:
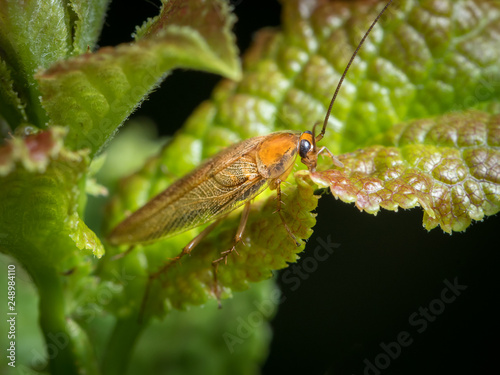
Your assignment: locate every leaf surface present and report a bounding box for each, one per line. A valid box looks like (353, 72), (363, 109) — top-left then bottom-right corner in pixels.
(310, 110), (500, 233)
(35, 0), (241, 156)
(0, 127), (103, 261)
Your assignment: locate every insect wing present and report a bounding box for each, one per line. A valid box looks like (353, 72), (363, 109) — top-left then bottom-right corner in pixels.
(108, 136), (269, 245)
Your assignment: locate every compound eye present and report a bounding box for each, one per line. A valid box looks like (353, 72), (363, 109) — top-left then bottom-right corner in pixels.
(299, 139), (312, 158)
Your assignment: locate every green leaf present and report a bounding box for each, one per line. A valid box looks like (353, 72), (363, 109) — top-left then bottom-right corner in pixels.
(0, 126), (103, 264)
(96, 119), (168, 188)
(0, 127), (103, 374)
(0, 0), (73, 127)
(0, 0), (71, 68)
(133, 0), (240, 77)
(0, 0), (111, 130)
(338, 0), (500, 150)
(69, 0), (111, 56)
(0, 57), (27, 128)
(122, 280), (278, 375)
(310, 110), (500, 233)
(35, 0), (241, 156)
(172, 0), (500, 155)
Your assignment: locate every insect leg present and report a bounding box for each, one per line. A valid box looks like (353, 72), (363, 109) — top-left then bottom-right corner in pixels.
(139, 219), (222, 322)
(154, 219), (222, 278)
(212, 201), (252, 265)
(111, 244), (135, 260)
(211, 201), (252, 306)
(317, 146), (344, 168)
(180, 219), (222, 259)
(275, 180), (301, 247)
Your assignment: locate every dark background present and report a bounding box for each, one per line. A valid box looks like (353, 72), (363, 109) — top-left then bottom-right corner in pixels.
(100, 1), (500, 374)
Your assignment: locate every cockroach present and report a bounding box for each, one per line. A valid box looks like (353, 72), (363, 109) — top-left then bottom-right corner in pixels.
(108, 0), (393, 305)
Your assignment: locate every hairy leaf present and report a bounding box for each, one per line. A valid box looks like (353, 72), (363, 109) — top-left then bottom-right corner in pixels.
(35, 0), (240, 156)
(0, 0), (110, 130)
(0, 58), (27, 128)
(69, 0), (111, 56)
(0, 127), (102, 373)
(0, 127), (103, 262)
(0, 0), (73, 127)
(310, 110), (500, 233)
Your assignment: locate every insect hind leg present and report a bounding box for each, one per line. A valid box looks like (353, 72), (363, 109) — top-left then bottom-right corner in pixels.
(153, 219), (223, 280)
(212, 201), (252, 265)
(275, 180), (301, 247)
(111, 244), (136, 260)
(211, 201), (252, 306)
(139, 219), (222, 322)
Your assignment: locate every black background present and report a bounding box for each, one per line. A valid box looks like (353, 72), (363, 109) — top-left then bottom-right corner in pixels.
(100, 1), (500, 374)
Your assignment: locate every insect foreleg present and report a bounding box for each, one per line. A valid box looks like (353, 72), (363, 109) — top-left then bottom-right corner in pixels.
(317, 146), (344, 168)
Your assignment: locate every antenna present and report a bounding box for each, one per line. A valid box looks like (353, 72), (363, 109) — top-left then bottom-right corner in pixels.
(317, 0), (393, 141)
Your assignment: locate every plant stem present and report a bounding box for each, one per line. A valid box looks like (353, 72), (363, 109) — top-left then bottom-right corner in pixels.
(101, 314), (145, 375)
(34, 264), (80, 375)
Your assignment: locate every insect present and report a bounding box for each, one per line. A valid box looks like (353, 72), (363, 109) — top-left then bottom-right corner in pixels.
(108, 0), (393, 301)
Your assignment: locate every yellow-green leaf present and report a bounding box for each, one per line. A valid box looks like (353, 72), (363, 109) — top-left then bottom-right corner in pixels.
(35, 0), (241, 156)
(310, 111), (500, 233)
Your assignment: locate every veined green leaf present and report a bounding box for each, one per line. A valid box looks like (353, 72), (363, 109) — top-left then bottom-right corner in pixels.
(0, 127), (103, 262)
(0, 58), (27, 128)
(0, 0), (111, 130)
(0, 127), (102, 374)
(69, 0), (111, 56)
(0, 0), (73, 127)
(35, 0), (241, 156)
(310, 110), (500, 233)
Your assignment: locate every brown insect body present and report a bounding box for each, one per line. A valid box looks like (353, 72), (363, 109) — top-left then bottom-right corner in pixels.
(109, 0), (393, 251)
(108, 130), (317, 246)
